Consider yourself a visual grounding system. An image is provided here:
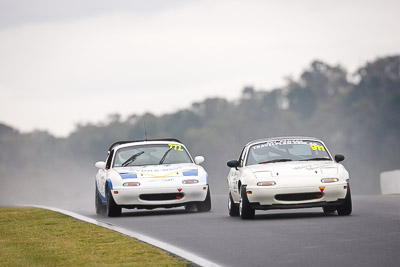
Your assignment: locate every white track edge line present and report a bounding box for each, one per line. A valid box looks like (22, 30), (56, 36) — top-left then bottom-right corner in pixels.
(31, 205), (223, 267)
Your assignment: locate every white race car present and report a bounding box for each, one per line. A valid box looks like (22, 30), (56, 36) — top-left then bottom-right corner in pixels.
(95, 139), (211, 217)
(226, 137), (352, 219)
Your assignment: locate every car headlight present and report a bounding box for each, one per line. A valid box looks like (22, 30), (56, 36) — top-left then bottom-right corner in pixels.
(321, 178), (339, 183)
(182, 179), (199, 184)
(123, 182), (140, 186)
(257, 181), (276, 186)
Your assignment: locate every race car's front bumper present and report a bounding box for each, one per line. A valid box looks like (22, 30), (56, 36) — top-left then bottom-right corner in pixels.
(111, 184), (208, 208)
(249, 199), (345, 210)
(245, 183), (348, 208)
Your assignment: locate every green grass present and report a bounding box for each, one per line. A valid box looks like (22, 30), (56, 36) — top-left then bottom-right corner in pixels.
(0, 207), (189, 266)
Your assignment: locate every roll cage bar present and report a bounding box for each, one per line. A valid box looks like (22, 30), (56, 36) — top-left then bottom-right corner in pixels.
(108, 138), (182, 152)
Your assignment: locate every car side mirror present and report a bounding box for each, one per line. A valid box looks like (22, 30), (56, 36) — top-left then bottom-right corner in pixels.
(227, 160), (240, 169)
(194, 156), (205, 164)
(334, 154), (345, 163)
(95, 161), (106, 169)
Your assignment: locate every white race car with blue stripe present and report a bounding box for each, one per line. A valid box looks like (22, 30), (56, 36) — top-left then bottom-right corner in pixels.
(95, 139), (211, 217)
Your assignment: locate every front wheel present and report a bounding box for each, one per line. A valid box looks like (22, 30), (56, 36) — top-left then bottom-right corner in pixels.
(228, 192), (239, 217)
(196, 187), (211, 212)
(239, 185), (255, 219)
(106, 184), (122, 217)
(95, 183), (105, 215)
(337, 186), (352, 216)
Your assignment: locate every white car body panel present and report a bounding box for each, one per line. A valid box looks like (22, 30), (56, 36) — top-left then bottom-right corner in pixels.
(227, 137), (350, 209)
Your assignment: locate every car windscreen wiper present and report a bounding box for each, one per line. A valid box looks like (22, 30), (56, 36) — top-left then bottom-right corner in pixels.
(258, 159), (292, 164)
(300, 157), (330, 161)
(122, 151), (145, 167)
(159, 148), (173, 164)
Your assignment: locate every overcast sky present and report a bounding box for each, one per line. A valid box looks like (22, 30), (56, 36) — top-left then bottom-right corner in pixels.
(1, 0), (399, 137)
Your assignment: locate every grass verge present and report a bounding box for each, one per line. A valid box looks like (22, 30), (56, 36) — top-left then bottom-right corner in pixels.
(0, 207), (189, 266)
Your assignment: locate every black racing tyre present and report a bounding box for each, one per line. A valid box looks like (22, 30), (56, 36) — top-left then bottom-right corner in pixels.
(239, 185), (255, 219)
(323, 206), (337, 214)
(228, 192), (239, 217)
(337, 186), (352, 216)
(106, 184), (122, 217)
(196, 187), (211, 212)
(95, 183), (105, 215)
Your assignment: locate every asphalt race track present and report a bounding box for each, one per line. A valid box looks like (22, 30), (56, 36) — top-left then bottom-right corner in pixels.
(60, 194), (399, 267)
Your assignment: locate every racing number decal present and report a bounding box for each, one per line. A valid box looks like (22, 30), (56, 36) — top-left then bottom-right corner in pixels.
(169, 144), (183, 151)
(310, 144), (325, 151)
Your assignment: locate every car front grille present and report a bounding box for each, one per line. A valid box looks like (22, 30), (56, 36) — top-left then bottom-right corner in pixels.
(139, 193), (184, 201)
(275, 192), (324, 201)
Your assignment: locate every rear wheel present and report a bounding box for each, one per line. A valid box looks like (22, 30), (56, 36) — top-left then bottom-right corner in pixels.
(337, 186), (352, 216)
(196, 187), (211, 212)
(228, 192), (239, 217)
(106, 184), (122, 217)
(239, 186), (255, 219)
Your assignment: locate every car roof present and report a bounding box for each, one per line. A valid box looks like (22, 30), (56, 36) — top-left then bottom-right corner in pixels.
(245, 136), (322, 147)
(108, 138), (182, 151)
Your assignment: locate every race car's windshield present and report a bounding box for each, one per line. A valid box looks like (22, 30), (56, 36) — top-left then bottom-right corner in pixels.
(113, 143), (193, 167)
(246, 140), (331, 166)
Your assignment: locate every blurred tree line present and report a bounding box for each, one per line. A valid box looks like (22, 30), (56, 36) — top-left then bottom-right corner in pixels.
(1, 55), (399, 204)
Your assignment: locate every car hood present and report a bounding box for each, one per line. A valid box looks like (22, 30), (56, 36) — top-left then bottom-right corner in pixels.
(114, 163), (200, 178)
(246, 161), (339, 177)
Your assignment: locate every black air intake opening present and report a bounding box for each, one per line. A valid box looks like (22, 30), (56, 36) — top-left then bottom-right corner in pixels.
(140, 193), (184, 201)
(275, 192), (323, 201)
